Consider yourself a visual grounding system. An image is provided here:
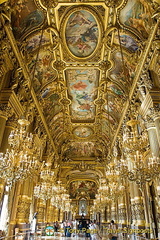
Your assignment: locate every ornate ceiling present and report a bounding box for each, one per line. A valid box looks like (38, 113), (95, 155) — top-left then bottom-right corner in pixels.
(1, 0), (159, 194)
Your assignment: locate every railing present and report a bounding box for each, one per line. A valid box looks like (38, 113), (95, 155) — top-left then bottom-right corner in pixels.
(0, 231), (34, 240)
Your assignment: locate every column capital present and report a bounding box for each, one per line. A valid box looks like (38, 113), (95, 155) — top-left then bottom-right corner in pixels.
(0, 104), (12, 119)
(149, 107), (160, 121)
(145, 115), (155, 130)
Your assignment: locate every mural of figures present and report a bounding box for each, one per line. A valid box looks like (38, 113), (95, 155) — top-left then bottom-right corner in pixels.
(41, 93), (62, 123)
(65, 10), (99, 57)
(107, 83), (125, 98)
(73, 126), (93, 138)
(109, 52), (136, 84)
(119, 0), (154, 38)
(66, 69), (99, 121)
(28, 50), (57, 91)
(11, 0), (44, 38)
(103, 94), (124, 118)
(68, 142), (98, 157)
(113, 32), (139, 52)
(25, 30), (50, 52)
(69, 181), (97, 199)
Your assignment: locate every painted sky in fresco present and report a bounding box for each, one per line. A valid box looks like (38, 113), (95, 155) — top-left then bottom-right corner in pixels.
(65, 10), (99, 57)
(66, 69), (99, 121)
(73, 126), (93, 138)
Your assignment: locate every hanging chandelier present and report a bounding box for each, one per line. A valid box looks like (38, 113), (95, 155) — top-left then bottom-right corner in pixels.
(119, 118), (160, 186)
(51, 181), (71, 210)
(118, 153), (160, 186)
(34, 163), (56, 202)
(0, 118), (41, 186)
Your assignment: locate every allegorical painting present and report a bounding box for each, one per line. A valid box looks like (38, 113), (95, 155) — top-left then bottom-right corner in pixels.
(28, 50), (57, 91)
(25, 29), (51, 52)
(42, 91), (62, 122)
(65, 10), (99, 57)
(119, 0), (153, 38)
(66, 69), (99, 121)
(69, 181), (97, 199)
(73, 126), (93, 138)
(103, 94), (124, 118)
(113, 32), (139, 52)
(107, 83), (125, 98)
(109, 51), (136, 84)
(11, 0), (44, 38)
(67, 142), (98, 157)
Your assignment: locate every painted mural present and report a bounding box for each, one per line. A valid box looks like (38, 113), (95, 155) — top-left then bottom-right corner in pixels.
(103, 94), (124, 118)
(28, 50), (57, 91)
(11, 0), (44, 38)
(113, 32), (139, 52)
(69, 181), (97, 199)
(109, 52), (136, 84)
(107, 83), (125, 98)
(41, 92), (62, 123)
(25, 30), (51, 52)
(66, 69), (99, 121)
(119, 0), (153, 38)
(65, 10), (99, 57)
(73, 126), (93, 138)
(67, 142), (98, 157)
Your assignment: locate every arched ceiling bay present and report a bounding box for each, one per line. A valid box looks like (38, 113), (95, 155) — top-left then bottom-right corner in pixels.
(8, 0), (157, 187)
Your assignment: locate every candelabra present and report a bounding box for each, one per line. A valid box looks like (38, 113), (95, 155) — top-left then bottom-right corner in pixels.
(120, 118), (160, 186)
(0, 118), (41, 186)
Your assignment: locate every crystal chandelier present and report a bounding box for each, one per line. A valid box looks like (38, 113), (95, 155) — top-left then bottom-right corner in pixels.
(119, 118), (160, 186)
(34, 182), (53, 202)
(123, 119), (148, 152)
(34, 163), (55, 202)
(0, 118), (41, 186)
(51, 181), (71, 210)
(118, 153), (160, 185)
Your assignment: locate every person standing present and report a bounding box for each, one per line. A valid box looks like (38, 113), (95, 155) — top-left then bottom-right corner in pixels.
(109, 220), (118, 240)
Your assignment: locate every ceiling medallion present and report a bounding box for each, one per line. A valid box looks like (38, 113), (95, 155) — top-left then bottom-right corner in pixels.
(73, 126), (94, 138)
(61, 6), (102, 59)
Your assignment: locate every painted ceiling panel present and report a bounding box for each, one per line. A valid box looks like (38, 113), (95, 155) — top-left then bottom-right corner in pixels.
(65, 10), (99, 58)
(69, 180), (97, 199)
(66, 69), (99, 122)
(119, 0), (154, 39)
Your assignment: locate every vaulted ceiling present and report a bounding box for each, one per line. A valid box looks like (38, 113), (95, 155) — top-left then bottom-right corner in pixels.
(3, 0), (159, 191)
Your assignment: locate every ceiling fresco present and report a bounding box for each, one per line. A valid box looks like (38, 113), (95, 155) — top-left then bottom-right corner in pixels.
(6, 0), (157, 197)
(65, 10), (99, 58)
(69, 181), (97, 199)
(66, 69), (99, 121)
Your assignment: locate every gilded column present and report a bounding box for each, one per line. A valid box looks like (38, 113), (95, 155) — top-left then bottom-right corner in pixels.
(129, 182), (136, 226)
(118, 196), (127, 226)
(151, 108), (160, 145)
(146, 116), (160, 158)
(0, 116), (17, 152)
(0, 104), (10, 147)
(16, 179), (33, 225)
(37, 199), (45, 223)
(55, 208), (59, 221)
(111, 202), (117, 223)
(133, 184), (145, 227)
(101, 208), (105, 223)
(106, 204), (111, 223)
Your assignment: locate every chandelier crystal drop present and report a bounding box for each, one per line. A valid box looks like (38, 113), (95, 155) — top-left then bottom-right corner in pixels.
(0, 118), (41, 186)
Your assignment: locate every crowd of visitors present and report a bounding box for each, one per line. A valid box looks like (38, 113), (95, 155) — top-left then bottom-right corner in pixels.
(50, 219), (102, 239)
